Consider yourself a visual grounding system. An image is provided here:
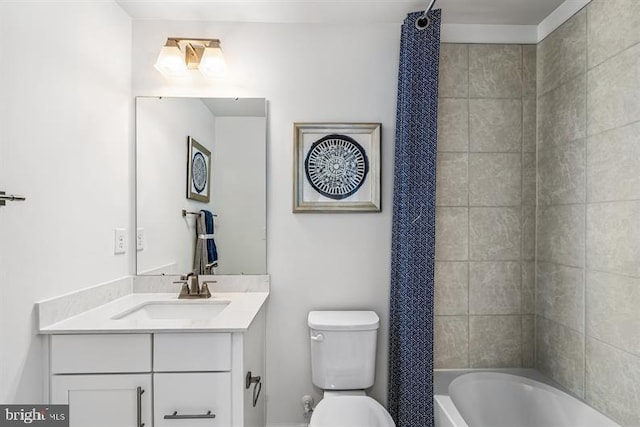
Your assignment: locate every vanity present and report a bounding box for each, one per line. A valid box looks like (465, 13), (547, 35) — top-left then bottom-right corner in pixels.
(36, 96), (270, 426)
(38, 276), (268, 427)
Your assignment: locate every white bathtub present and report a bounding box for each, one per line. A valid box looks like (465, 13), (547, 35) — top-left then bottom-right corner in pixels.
(434, 370), (620, 427)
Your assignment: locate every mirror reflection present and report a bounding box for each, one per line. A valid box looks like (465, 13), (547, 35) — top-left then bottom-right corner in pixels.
(136, 97), (267, 275)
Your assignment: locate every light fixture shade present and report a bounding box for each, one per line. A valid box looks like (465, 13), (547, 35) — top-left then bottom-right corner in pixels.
(199, 45), (227, 78)
(154, 41), (187, 77)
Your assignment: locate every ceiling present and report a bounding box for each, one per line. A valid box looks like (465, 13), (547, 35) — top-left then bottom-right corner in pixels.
(116, 0), (568, 26)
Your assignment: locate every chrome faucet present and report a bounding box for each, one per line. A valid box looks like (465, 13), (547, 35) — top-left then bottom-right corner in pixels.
(172, 273), (212, 299)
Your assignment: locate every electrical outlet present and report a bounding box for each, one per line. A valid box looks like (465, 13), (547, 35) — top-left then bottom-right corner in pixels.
(114, 228), (126, 254)
(136, 228), (144, 251)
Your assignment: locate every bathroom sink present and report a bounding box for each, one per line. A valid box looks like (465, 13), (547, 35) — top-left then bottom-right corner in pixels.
(112, 300), (230, 321)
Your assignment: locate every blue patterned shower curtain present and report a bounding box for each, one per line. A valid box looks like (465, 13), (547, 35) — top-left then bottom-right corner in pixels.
(389, 9), (441, 427)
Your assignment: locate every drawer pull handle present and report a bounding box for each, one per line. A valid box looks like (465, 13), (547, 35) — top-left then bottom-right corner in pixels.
(136, 386), (145, 427)
(164, 411), (216, 420)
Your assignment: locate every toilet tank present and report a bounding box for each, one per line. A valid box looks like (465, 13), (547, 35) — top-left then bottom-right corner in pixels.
(308, 311), (379, 390)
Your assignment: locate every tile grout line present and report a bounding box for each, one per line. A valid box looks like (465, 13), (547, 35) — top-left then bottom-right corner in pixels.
(582, 5), (590, 400)
(520, 43), (525, 368)
(466, 43), (472, 369)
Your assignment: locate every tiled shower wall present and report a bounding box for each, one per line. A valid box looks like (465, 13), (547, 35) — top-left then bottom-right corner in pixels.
(535, 1), (640, 426)
(434, 43), (536, 368)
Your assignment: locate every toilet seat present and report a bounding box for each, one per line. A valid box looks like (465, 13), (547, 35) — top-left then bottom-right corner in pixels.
(309, 395), (396, 427)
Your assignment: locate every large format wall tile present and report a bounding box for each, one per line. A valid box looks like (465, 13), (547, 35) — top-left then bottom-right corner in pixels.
(470, 315), (521, 368)
(436, 152), (468, 206)
(587, 271), (640, 356)
(469, 44), (522, 98)
(469, 99), (522, 152)
(437, 98), (469, 152)
(586, 338), (640, 427)
(538, 138), (585, 205)
(586, 201), (640, 277)
(522, 45), (536, 99)
(537, 204), (585, 268)
(522, 152), (536, 205)
(537, 75), (586, 150)
(522, 315), (535, 368)
(587, 0), (640, 68)
(435, 316), (469, 368)
(470, 207), (521, 260)
(523, 97), (537, 153)
(469, 262), (521, 315)
(587, 43), (640, 136)
(587, 121), (640, 202)
(522, 261), (535, 314)
(436, 207), (469, 261)
(435, 262), (469, 316)
(536, 316), (585, 398)
(522, 206), (535, 261)
(469, 153), (521, 206)
(439, 44), (469, 98)
(536, 262), (584, 332)
(537, 9), (587, 95)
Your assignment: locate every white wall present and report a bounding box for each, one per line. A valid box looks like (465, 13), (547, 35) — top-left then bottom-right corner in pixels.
(0, 1), (131, 402)
(132, 21), (398, 426)
(136, 97), (216, 274)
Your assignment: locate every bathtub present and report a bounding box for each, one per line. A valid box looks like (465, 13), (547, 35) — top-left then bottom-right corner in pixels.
(434, 369), (620, 427)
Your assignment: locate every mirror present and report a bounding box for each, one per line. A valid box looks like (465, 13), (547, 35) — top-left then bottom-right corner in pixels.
(136, 97), (267, 275)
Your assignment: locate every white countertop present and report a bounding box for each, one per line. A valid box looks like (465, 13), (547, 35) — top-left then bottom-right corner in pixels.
(39, 292), (269, 334)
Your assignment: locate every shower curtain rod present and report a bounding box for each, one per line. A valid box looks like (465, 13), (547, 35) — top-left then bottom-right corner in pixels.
(416, 0), (437, 30)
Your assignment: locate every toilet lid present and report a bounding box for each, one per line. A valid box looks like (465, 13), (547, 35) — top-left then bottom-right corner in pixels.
(309, 396), (396, 427)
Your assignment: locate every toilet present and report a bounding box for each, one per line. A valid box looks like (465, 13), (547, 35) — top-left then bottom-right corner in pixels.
(307, 310), (396, 427)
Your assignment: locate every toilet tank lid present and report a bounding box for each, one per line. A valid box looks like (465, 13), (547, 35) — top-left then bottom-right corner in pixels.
(308, 311), (379, 331)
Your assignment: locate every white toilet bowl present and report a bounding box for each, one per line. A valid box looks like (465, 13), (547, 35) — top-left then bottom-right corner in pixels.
(309, 392), (395, 427)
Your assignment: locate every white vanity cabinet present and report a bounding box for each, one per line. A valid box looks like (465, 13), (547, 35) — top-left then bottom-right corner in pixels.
(48, 308), (266, 427)
(50, 334), (153, 427)
(51, 374), (152, 427)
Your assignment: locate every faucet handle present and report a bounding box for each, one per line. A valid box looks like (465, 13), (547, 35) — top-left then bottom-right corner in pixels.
(172, 281), (190, 298)
(200, 280), (216, 298)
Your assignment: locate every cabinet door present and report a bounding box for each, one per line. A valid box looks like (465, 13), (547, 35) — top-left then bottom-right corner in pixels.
(51, 374), (152, 427)
(154, 373), (231, 427)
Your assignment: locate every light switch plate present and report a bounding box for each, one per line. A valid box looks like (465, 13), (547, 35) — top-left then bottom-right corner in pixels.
(136, 228), (144, 251)
(114, 228), (126, 254)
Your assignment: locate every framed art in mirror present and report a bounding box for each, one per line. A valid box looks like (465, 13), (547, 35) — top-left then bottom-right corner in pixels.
(293, 122), (381, 213)
(187, 136), (211, 203)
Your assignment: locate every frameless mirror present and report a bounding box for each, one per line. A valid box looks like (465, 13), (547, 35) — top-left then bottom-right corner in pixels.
(136, 97), (267, 275)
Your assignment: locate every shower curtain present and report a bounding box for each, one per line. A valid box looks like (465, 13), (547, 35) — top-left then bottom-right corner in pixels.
(389, 9), (441, 427)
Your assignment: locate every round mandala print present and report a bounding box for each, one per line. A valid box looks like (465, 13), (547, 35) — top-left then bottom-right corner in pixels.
(191, 152), (208, 193)
(304, 134), (369, 200)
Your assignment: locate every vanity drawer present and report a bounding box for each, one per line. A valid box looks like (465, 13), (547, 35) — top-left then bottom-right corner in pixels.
(154, 372), (231, 426)
(154, 333), (231, 372)
(51, 334), (151, 374)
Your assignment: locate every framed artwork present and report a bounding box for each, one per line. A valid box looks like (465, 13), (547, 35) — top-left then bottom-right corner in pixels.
(186, 136), (211, 203)
(293, 122), (381, 212)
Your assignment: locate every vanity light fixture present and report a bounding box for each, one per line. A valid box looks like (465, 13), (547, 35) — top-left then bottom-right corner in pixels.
(154, 38), (227, 79)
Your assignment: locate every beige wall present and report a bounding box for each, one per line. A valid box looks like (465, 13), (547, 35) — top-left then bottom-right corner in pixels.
(434, 43), (536, 369)
(536, 1), (640, 425)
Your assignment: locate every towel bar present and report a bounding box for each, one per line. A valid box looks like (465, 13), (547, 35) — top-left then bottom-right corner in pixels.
(182, 209), (217, 217)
